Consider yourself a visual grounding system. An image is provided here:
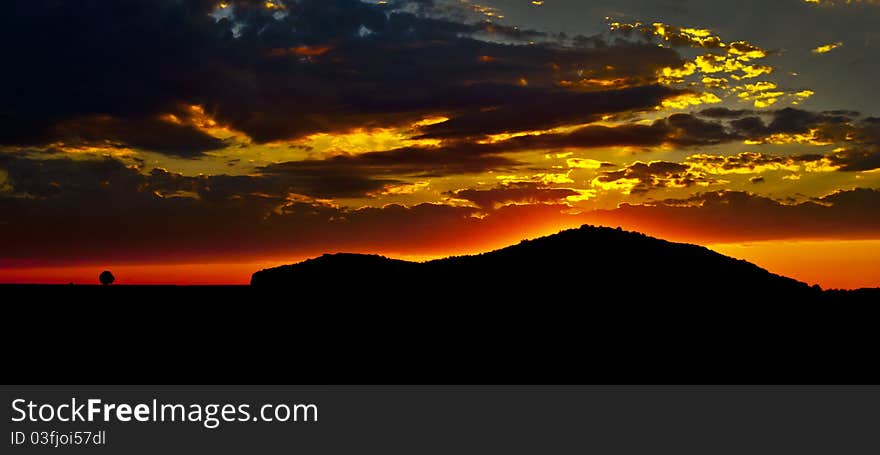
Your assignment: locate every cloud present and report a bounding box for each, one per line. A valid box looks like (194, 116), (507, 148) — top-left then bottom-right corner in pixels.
(0, 0), (687, 155)
(233, 110), (743, 187)
(414, 84), (680, 140)
(826, 148), (880, 171)
(450, 182), (581, 209)
(697, 107), (758, 119)
(684, 152), (828, 174)
(0, 154), (588, 264)
(49, 115), (228, 158)
(0, 151), (392, 206)
(258, 143), (521, 181)
(691, 109), (880, 172)
(430, 112), (740, 153)
(3, 153), (880, 265)
(588, 188), (880, 242)
(607, 19), (782, 96)
(593, 160), (721, 194)
(262, 108), (879, 177)
(812, 41), (844, 54)
(608, 21), (726, 50)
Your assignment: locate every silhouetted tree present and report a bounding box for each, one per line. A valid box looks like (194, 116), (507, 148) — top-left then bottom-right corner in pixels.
(99, 271), (115, 286)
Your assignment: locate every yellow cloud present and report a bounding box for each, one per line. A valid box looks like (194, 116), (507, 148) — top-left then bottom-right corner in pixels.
(293, 128), (440, 155)
(658, 62), (697, 83)
(792, 90), (815, 105)
(812, 41), (843, 54)
(732, 64), (774, 80)
(494, 173), (576, 185)
(661, 92), (722, 109)
(590, 176), (640, 194)
(726, 41), (768, 61)
(534, 172), (575, 184)
(686, 153), (802, 174)
(701, 76), (728, 88)
(373, 181), (430, 196)
(685, 152), (841, 176)
(611, 20), (815, 111)
(279, 115), (448, 155)
(744, 127), (831, 146)
(734, 82), (785, 107)
(565, 189), (597, 202)
(155, 104), (246, 142)
(566, 158), (605, 169)
(694, 54), (730, 73)
(411, 116), (450, 127)
(479, 123), (589, 144)
(803, 159), (842, 173)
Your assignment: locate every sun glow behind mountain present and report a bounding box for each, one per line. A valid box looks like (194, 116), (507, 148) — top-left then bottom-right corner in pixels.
(1, 0), (879, 288)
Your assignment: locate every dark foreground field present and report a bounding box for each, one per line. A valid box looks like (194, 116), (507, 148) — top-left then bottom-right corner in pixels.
(4, 280), (879, 384)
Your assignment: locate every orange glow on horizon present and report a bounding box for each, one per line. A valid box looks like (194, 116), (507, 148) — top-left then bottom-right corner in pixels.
(3, 236), (878, 289)
(709, 240), (880, 290)
(0, 213), (587, 286)
(0, 210), (877, 289)
(0, 261), (291, 285)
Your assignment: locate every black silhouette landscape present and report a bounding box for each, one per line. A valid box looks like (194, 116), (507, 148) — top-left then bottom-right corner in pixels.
(6, 225), (879, 384)
(252, 225), (878, 304)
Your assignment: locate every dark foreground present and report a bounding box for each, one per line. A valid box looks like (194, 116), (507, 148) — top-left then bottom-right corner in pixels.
(5, 226), (879, 384)
(4, 282), (879, 384)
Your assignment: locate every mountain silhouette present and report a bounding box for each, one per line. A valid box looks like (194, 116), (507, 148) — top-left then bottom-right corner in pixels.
(5, 224), (880, 384)
(252, 225), (877, 304)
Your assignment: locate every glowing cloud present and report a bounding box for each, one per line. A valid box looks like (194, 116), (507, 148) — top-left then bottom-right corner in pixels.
(812, 41), (844, 54)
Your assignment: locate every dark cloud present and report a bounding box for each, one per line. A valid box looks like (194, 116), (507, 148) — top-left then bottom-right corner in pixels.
(0, 0), (685, 155)
(690, 108), (880, 172)
(1, 1), (231, 152)
(826, 148), (880, 171)
(702, 107), (856, 139)
(477, 112), (738, 152)
(588, 189), (880, 242)
(698, 107), (757, 119)
(3, 153), (880, 265)
(249, 111), (742, 183)
(766, 108), (852, 135)
(1, 152), (391, 207)
(273, 112), (739, 173)
(0, 154), (584, 264)
(415, 85), (680, 139)
(50, 116), (227, 158)
(729, 116), (767, 137)
(827, 116), (880, 171)
(258, 144), (521, 181)
(450, 182), (580, 209)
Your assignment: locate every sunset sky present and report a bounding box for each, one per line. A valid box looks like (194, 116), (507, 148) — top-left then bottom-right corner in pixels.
(2, 0), (879, 288)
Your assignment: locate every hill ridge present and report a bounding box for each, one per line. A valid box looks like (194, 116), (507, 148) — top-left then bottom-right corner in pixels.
(251, 225), (879, 303)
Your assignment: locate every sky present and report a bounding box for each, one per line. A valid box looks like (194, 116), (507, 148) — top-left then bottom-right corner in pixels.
(1, 0), (879, 288)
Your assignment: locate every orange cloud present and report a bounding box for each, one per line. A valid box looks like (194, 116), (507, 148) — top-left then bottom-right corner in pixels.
(268, 45), (333, 57)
